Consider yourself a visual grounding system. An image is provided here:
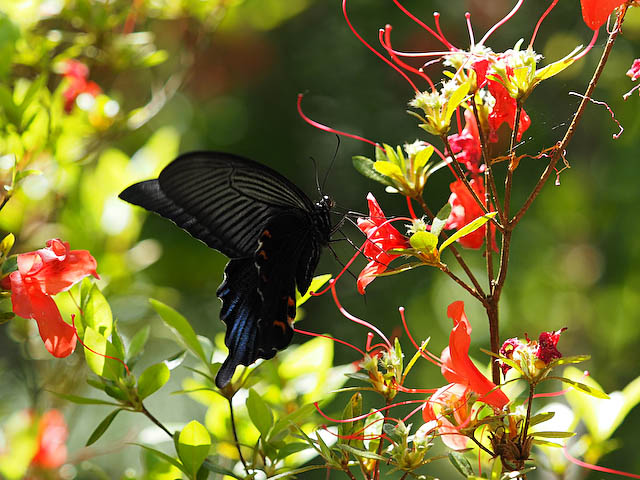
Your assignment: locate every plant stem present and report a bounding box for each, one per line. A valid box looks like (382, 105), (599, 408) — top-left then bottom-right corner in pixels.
(440, 264), (487, 304)
(228, 397), (249, 473)
(470, 95), (504, 224)
(344, 468), (358, 480)
(141, 404), (173, 438)
(486, 301), (501, 384)
(441, 136), (497, 226)
(415, 196), (486, 297)
(520, 384), (535, 446)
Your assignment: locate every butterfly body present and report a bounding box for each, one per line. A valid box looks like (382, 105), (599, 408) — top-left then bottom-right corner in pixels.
(119, 152), (332, 388)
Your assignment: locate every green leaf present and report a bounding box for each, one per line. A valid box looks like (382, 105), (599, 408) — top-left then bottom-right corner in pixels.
(0, 233), (14, 258)
(534, 45), (582, 82)
(86, 409), (123, 446)
(548, 354), (590, 366)
(532, 439), (563, 448)
(275, 442), (312, 460)
(352, 155), (393, 186)
(431, 203), (452, 238)
(50, 392), (120, 406)
(528, 411), (555, 427)
(83, 285), (113, 338)
(336, 444), (386, 461)
(373, 161), (403, 180)
(135, 444), (187, 474)
(165, 350), (188, 370)
(530, 431), (575, 438)
(247, 388), (274, 438)
(383, 143), (399, 165)
(201, 459), (242, 479)
(490, 455), (502, 480)
(338, 393), (364, 450)
(448, 451), (474, 477)
(138, 363), (170, 399)
(413, 145), (434, 172)
(271, 403), (316, 439)
(127, 325), (151, 361)
(83, 327), (125, 381)
(551, 376), (609, 399)
(445, 82), (470, 124)
(177, 420), (211, 478)
(297, 273), (331, 307)
(439, 212), (497, 252)
(150, 299), (207, 364)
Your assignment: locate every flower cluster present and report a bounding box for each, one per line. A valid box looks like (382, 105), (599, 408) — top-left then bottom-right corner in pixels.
(499, 327), (567, 379)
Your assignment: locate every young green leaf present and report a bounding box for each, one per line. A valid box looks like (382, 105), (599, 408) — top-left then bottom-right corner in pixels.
(127, 325), (151, 361)
(247, 388), (274, 438)
(352, 155), (393, 186)
(86, 408), (124, 446)
(177, 420), (211, 478)
(83, 326), (125, 381)
(431, 203), (452, 237)
(439, 212), (497, 253)
(138, 363), (170, 399)
(83, 285), (113, 338)
(150, 299), (207, 364)
(448, 451), (474, 477)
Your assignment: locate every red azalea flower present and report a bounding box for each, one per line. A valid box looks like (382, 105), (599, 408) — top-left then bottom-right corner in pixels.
(422, 382), (471, 450)
(1, 239), (99, 357)
(487, 80), (531, 143)
(30, 410), (68, 469)
(580, 0), (626, 30)
(447, 109), (483, 175)
(445, 177), (497, 250)
(535, 328), (566, 364)
(356, 193), (409, 294)
(627, 58), (640, 81)
(440, 301), (509, 409)
(61, 59), (101, 113)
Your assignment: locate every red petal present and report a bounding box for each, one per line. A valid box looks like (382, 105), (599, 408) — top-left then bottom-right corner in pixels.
(627, 59), (640, 81)
(10, 272), (77, 357)
(32, 240), (98, 295)
(443, 301), (509, 409)
(31, 410), (68, 469)
(580, 0), (625, 30)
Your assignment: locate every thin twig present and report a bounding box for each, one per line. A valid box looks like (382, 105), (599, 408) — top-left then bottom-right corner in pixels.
(415, 196), (486, 297)
(440, 264), (486, 304)
(512, 8), (627, 225)
(141, 404), (172, 438)
(228, 397), (249, 473)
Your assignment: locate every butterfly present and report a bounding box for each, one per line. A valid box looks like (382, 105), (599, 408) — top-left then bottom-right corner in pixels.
(119, 151), (333, 388)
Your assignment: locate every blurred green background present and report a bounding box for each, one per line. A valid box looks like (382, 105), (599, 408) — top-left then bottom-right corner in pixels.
(0, 0), (639, 478)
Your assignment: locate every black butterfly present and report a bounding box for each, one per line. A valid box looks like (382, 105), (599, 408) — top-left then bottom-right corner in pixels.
(119, 151), (332, 388)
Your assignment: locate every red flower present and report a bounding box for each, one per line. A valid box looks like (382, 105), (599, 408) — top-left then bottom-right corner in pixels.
(535, 328), (566, 364)
(422, 383), (470, 450)
(447, 109), (483, 175)
(445, 177), (497, 250)
(30, 410), (68, 469)
(61, 59), (101, 113)
(499, 328), (567, 375)
(440, 301), (509, 409)
(580, 0), (626, 30)
(627, 58), (640, 81)
(487, 80), (531, 143)
(356, 193), (409, 294)
(1, 239), (99, 357)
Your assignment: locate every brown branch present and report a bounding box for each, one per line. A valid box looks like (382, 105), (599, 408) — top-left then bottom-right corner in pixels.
(512, 8), (627, 225)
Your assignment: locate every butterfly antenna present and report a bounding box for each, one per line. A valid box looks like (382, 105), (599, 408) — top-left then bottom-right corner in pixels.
(310, 156), (322, 196)
(327, 242), (359, 283)
(321, 134), (341, 192)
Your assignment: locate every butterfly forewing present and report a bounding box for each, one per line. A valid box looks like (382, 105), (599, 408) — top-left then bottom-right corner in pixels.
(119, 151), (332, 389)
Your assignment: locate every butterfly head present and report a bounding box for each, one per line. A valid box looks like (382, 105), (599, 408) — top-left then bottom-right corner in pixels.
(316, 194), (334, 211)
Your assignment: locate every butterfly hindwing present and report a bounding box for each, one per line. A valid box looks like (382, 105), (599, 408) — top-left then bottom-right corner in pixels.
(215, 210), (322, 388)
